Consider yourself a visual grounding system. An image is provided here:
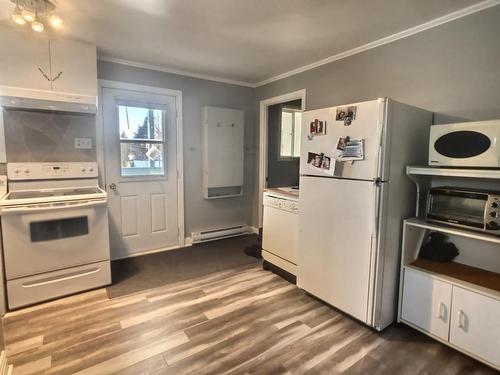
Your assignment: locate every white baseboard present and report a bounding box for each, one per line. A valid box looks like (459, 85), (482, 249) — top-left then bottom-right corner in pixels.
(0, 351), (12, 375)
(111, 242), (192, 261)
(250, 226), (260, 235)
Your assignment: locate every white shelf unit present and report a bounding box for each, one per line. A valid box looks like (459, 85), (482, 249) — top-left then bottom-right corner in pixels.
(399, 168), (500, 371)
(406, 166), (500, 217)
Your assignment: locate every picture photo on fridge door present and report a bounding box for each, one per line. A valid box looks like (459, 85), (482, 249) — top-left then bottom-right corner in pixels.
(307, 152), (335, 175)
(335, 136), (364, 161)
(335, 106), (357, 126)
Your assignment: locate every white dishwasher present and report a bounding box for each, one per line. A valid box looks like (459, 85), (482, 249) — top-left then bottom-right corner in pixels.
(262, 189), (299, 276)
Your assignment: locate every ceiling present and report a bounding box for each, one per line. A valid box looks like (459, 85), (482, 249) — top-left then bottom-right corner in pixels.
(0, 0), (489, 85)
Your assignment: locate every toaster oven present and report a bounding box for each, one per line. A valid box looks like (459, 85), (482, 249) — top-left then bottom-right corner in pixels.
(426, 187), (500, 235)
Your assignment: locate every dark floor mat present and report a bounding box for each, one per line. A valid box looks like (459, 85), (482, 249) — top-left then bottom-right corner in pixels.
(106, 234), (260, 298)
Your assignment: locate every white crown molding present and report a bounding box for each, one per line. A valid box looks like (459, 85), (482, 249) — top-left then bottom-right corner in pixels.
(254, 0), (500, 87)
(97, 55), (256, 88)
(98, 0), (500, 89)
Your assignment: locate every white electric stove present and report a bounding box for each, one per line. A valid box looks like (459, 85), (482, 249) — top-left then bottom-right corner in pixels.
(0, 162), (111, 309)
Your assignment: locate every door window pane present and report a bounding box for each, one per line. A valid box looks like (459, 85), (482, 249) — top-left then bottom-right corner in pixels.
(118, 105), (163, 140)
(117, 104), (166, 177)
(121, 142), (164, 176)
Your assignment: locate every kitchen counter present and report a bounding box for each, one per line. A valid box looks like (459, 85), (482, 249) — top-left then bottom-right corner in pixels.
(264, 187), (299, 200)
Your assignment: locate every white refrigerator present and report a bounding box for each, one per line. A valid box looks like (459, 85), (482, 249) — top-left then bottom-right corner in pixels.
(298, 98), (432, 330)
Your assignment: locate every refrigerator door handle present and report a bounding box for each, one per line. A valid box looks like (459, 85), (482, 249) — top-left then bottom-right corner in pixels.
(372, 181), (381, 238)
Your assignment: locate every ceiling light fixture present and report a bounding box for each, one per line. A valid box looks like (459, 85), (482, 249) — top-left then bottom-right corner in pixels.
(10, 0), (62, 33)
(31, 19), (44, 32)
(48, 14), (63, 29)
(11, 4), (26, 25)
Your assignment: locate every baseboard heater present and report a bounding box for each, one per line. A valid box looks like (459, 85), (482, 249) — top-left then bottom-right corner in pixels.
(191, 225), (251, 244)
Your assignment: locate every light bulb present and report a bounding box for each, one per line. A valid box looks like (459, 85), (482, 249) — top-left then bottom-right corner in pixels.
(22, 9), (36, 22)
(11, 8), (26, 25)
(31, 20), (44, 32)
(48, 14), (63, 29)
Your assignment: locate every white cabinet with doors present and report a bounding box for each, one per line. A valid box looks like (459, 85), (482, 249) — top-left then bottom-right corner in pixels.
(401, 268), (451, 341)
(449, 286), (500, 368)
(0, 27), (50, 92)
(399, 167), (500, 370)
(0, 26), (97, 110)
(48, 38), (97, 98)
(401, 267), (500, 369)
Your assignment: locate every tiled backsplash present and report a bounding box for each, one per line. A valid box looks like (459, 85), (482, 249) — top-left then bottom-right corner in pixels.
(3, 109), (96, 162)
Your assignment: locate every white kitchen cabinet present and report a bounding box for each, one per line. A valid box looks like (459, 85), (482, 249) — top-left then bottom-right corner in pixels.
(0, 27), (51, 91)
(49, 38), (97, 97)
(450, 287), (500, 368)
(401, 268), (452, 341)
(0, 26), (97, 111)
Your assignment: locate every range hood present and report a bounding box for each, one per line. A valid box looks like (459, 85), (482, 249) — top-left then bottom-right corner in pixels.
(0, 86), (97, 114)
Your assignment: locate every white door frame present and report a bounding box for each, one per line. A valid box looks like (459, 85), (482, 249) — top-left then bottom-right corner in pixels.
(258, 89), (306, 227)
(96, 79), (185, 248)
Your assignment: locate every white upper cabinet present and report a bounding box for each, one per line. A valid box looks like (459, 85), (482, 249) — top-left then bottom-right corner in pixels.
(0, 25), (97, 112)
(0, 27), (51, 92)
(49, 38), (97, 98)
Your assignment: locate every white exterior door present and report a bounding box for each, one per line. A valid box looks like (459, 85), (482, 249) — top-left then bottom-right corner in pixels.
(102, 87), (180, 259)
(401, 268), (452, 341)
(450, 286), (500, 368)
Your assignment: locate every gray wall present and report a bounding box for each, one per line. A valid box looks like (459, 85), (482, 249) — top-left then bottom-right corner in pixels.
(267, 99), (301, 188)
(98, 61), (256, 236)
(253, 6), (500, 225)
(3, 109), (96, 162)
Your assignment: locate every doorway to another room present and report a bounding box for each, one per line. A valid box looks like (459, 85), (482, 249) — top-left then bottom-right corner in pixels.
(258, 90), (306, 227)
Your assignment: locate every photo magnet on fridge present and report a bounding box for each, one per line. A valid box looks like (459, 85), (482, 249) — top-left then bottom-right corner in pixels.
(335, 137), (364, 161)
(307, 152), (335, 175)
(309, 119), (327, 137)
(335, 106), (357, 126)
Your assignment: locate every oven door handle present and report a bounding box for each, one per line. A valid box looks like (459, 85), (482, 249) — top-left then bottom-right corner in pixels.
(1, 199), (107, 214)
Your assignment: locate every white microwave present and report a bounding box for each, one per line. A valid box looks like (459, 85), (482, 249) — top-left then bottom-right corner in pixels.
(429, 120), (500, 168)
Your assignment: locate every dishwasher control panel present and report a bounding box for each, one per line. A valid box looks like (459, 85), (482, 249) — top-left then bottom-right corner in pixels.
(264, 193), (299, 213)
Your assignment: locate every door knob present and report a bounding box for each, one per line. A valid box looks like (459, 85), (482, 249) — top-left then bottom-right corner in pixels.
(109, 183), (117, 191)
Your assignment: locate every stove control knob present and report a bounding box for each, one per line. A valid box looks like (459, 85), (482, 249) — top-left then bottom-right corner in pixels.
(492, 201), (500, 209)
(488, 221), (499, 230)
(88, 166), (94, 172)
(490, 211), (499, 218)
(81, 167), (86, 173)
(14, 169), (20, 174)
(24, 168), (30, 174)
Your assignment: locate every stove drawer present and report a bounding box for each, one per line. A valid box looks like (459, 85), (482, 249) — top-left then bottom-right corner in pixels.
(7, 260), (111, 309)
(2, 202), (110, 279)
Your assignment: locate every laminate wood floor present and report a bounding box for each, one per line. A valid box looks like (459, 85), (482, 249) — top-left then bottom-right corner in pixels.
(2, 263), (496, 375)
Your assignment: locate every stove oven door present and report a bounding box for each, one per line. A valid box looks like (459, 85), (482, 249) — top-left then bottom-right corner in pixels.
(1, 199), (110, 280)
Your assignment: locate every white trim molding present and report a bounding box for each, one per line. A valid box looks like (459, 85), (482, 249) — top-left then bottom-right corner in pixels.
(98, 56), (255, 88)
(0, 351), (12, 375)
(96, 79), (186, 253)
(99, 1), (499, 88)
(258, 89), (306, 228)
(255, 0), (500, 86)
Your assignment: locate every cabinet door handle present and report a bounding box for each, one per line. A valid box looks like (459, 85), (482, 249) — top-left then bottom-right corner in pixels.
(52, 71), (63, 81)
(436, 302), (446, 320)
(457, 309), (466, 330)
(38, 67), (51, 81)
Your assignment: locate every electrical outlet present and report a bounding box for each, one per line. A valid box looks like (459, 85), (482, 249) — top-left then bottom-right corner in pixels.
(74, 138), (92, 149)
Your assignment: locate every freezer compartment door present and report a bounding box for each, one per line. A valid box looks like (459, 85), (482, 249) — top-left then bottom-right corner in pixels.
(298, 176), (379, 323)
(300, 99), (385, 180)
